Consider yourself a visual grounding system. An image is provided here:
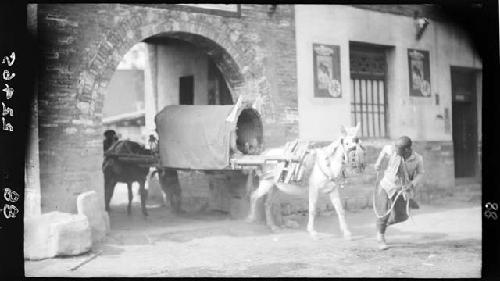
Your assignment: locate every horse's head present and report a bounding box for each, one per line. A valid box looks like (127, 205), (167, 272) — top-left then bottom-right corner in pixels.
(338, 123), (365, 174)
(103, 130), (119, 152)
(319, 123), (365, 179)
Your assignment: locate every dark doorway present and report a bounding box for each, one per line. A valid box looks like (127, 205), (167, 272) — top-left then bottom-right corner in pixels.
(179, 75), (194, 105)
(451, 68), (478, 178)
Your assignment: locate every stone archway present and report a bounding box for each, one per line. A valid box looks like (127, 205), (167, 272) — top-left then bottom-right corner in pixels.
(80, 13), (270, 122)
(35, 5), (273, 214)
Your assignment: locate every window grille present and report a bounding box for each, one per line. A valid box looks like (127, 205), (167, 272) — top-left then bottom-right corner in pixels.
(350, 46), (388, 138)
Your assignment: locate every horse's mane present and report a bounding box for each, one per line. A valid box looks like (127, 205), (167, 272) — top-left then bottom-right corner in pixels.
(106, 140), (150, 155)
(321, 139), (343, 159)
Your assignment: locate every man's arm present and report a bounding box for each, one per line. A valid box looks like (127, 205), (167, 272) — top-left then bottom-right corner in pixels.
(374, 145), (391, 171)
(411, 154), (425, 188)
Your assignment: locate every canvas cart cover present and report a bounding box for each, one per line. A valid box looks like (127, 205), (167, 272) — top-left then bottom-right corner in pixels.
(155, 105), (236, 170)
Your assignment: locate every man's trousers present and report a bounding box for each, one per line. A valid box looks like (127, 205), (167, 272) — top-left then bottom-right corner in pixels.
(374, 183), (409, 234)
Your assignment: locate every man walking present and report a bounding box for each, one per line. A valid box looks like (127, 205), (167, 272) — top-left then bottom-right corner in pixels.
(373, 136), (424, 250)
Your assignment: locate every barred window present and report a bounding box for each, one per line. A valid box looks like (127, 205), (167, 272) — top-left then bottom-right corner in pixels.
(350, 45), (388, 138)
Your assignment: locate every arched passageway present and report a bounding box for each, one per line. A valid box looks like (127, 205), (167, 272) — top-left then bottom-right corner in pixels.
(35, 5), (276, 214)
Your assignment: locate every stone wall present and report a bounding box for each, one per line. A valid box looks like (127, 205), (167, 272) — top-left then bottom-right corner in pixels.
(34, 4), (298, 213)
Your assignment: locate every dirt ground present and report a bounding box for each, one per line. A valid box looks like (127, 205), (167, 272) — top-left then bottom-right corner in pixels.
(25, 184), (481, 278)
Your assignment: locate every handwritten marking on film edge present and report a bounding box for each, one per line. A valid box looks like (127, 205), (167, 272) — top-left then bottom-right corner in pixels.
(1, 52), (18, 221)
(3, 84), (13, 100)
(485, 202), (498, 220)
(2, 52), (15, 66)
(2, 189), (20, 219)
(4, 188), (19, 203)
(1, 52), (15, 132)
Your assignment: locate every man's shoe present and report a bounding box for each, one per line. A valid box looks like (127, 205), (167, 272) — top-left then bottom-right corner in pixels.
(378, 242), (389, 250)
(376, 232), (384, 242)
(377, 233), (389, 250)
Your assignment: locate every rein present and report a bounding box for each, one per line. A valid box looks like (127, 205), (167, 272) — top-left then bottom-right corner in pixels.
(372, 168), (412, 219)
(317, 158), (344, 183)
(317, 143), (349, 183)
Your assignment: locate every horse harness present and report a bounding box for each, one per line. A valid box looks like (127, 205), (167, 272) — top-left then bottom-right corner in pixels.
(316, 140), (354, 185)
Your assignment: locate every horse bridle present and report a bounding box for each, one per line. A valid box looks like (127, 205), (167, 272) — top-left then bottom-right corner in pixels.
(319, 138), (356, 182)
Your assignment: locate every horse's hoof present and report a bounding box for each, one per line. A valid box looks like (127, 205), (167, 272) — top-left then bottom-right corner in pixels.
(174, 209), (186, 215)
(284, 219), (300, 229)
(142, 210), (149, 216)
(127, 208), (132, 216)
(378, 242), (389, 250)
(309, 230), (319, 240)
(269, 225), (281, 233)
(245, 216), (256, 223)
(343, 231), (353, 240)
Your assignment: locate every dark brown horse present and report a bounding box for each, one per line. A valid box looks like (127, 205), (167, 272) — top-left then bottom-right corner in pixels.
(103, 140), (151, 216)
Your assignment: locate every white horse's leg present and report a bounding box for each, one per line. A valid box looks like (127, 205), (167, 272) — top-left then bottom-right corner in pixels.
(264, 185), (280, 232)
(246, 179), (274, 223)
(329, 187), (352, 240)
(307, 183), (320, 239)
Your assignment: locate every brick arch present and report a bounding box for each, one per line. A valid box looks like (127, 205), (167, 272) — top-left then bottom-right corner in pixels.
(80, 13), (271, 122)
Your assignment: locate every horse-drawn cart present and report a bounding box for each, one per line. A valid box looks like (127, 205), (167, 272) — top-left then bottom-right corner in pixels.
(103, 101), (315, 216)
(97, 101), (278, 210)
(104, 101), (365, 239)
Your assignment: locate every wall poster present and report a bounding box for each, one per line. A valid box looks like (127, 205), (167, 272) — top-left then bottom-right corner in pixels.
(408, 49), (431, 97)
(313, 43), (341, 98)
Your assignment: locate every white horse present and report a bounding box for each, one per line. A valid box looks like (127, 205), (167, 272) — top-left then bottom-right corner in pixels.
(246, 124), (364, 239)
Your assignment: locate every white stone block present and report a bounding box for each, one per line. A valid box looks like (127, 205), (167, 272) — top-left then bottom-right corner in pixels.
(24, 212), (92, 260)
(24, 214), (57, 260)
(77, 191), (110, 243)
(51, 213), (92, 256)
